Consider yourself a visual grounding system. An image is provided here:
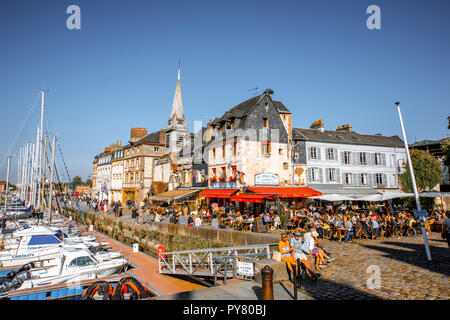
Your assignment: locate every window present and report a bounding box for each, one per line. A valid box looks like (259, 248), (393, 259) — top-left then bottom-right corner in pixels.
(233, 137), (237, 156)
(283, 162), (288, 170)
(279, 148), (283, 155)
(360, 173), (368, 185)
(343, 151), (352, 165)
(222, 141), (226, 158)
(359, 152), (367, 165)
(326, 148), (335, 160)
(165, 133), (170, 148)
(310, 168), (320, 182)
(262, 142), (271, 155)
(374, 153), (382, 165)
(327, 168), (336, 182)
(68, 256), (96, 267)
(310, 147), (318, 160)
(294, 150), (299, 159)
(375, 173), (383, 186)
(154, 147), (159, 152)
(262, 118), (268, 128)
(176, 135), (184, 147)
(344, 173), (352, 186)
(212, 148), (216, 159)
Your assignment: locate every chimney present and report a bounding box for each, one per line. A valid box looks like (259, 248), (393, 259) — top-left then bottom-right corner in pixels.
(130, 127), (147, 143)
(310, 119), (324, 132)
(336, 124), (352, 132)
(159, 129), (165, 144)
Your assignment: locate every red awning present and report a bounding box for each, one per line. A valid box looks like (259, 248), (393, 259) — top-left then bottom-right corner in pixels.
(247, 187), (322, 198)
(199, 189), (238, 198)
(230, 193), (276, 203)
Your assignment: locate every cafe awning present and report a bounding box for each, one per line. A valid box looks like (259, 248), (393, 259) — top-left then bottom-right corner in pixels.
(148, 189), (201, 202)
(246, 187), (322, 198)
(230, 193), (276, 203)
(198, 189), (239, 198)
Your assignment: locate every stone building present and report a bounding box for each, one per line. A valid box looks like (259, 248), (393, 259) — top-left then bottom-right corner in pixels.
(204, 89), (293, 189)
(293, 120), (408, 199)
(110, 143), (124, 202)
(122, 128), (165, 205)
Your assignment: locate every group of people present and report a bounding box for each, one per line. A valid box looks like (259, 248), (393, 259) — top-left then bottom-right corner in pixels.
(278, 230), (335, 283)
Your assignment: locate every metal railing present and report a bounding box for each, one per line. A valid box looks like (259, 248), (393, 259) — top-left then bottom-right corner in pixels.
(158, 244), (276, 280)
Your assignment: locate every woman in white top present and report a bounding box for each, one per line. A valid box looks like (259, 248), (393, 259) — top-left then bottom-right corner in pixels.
(194, 216), (202, 227)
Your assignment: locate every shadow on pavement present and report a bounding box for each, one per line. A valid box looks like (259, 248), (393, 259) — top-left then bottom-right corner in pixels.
(361, 240), (450, 276)
(298, 278), (381, 300)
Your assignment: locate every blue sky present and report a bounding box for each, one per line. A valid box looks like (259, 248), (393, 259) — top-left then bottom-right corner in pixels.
(1, 0), (449, 182)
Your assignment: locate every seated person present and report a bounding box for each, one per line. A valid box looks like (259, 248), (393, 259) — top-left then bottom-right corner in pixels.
(278, 233), (297, 282)
(289, 232), (319, 280)
(302, 232), (331, 271)
(194, 215), (202, 227)
(210, 217), (219, 229)
(187, 214), (194, 226)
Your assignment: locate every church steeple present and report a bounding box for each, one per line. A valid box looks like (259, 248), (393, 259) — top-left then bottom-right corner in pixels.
(168, 62), (186, 130)
(165, 62), (190, 155)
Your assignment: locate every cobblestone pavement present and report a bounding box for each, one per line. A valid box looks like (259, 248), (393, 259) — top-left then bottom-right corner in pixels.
(282, 233), (450, 300)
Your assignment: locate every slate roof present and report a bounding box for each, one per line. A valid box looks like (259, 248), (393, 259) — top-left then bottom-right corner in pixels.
(293, 128), (404, 148)
(410, 139), (445, 147)
(133, 130), (164, 145)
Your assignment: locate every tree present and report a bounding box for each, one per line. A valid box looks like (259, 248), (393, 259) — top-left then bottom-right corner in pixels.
(441, 137), (450, 167)
(85, 178), (92, 187)
(400, 150), (442, 210)
(72, 176), (83, 187)
(400, 149), (441, 193)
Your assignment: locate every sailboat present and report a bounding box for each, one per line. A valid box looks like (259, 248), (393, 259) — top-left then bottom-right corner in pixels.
(0, 247), (128, 296)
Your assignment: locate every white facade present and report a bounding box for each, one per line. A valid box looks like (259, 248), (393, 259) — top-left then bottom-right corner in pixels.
(305, 141), (407, 189)
(97, 153), (112, 201)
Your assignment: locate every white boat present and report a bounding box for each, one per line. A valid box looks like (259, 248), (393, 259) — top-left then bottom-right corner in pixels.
(0, 225), (106, 268)
(0, 247), (128, 295)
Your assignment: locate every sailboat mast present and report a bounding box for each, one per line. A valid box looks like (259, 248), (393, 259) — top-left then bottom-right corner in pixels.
(4, 155), (11, 213)
(40, 134), (48, 214)
(36, 90), (45, 210)
(48, 135), (56, 224)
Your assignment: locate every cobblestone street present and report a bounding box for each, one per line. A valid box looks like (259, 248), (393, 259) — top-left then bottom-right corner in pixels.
(283, 233), (450, 300)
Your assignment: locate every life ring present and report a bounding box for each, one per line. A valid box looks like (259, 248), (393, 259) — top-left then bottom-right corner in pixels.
(157, 245), (166, 261)
(111, 277), (152, 300)
(81, 281), (112, 300)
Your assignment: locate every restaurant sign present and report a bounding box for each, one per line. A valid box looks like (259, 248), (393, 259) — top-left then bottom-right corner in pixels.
(255, 173), (279, 185)
(237, 261), (254, 277)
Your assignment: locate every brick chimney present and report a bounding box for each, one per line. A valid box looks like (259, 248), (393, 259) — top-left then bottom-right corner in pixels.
(159, 129), (166, 144)
(310, 119), (324, 132)
(336, 124), (352, 132)
(130, 128), (147, 143)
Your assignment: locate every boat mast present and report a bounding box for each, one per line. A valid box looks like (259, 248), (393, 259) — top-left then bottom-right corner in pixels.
(48, 135), (56, 224)
(40, 134), (48, 215)
(4, 155), (11, 213)
(36, 89), (45, 210)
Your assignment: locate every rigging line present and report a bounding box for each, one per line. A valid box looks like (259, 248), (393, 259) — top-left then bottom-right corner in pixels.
(1, 92), (41, 163)
(43, 136), (70, 221)
(56, 141), (87, 228)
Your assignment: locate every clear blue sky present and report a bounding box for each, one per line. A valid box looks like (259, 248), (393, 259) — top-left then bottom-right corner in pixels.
(1, 0), (449, 182)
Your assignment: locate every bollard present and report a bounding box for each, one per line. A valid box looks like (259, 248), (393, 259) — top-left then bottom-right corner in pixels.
(261, 265), (274, 300)
(296, 259), (302, 290)
(293, 264), (297, 300)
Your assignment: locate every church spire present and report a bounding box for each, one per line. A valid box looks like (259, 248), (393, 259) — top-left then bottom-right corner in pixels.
(168, 62), (187, 130)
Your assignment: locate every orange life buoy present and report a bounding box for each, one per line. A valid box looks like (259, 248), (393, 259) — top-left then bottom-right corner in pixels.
(157, 245), (166, 261)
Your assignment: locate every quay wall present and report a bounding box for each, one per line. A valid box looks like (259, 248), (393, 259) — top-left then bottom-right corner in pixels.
(67, 209), (278, 257)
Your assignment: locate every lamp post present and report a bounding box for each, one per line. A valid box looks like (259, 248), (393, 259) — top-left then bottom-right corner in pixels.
(394, 102), (432, 261)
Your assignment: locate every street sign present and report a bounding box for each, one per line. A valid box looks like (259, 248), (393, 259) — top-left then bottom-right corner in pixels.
(414, 210), (427, 218)
(237, 261), (254, 277)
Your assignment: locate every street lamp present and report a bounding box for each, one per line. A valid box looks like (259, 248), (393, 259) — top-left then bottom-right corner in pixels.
(394, 101), (432, 261)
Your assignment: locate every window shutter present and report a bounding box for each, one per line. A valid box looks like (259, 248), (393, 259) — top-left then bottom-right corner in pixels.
(382, 153), (386, 166)
(352, 173), (358, 186)
(341, 151), (345, 165)
(307, 168), (312, 183)
(317, 148), (321, 160)
(334, 148), (338, 161)
(352, 152), (357, 166)
(382, 173), (387, 187)
(324, 168), (329, 183)
(318, 168), (323, 183)
(336, 168), (341, 183)
(307, 147), (311, 160)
